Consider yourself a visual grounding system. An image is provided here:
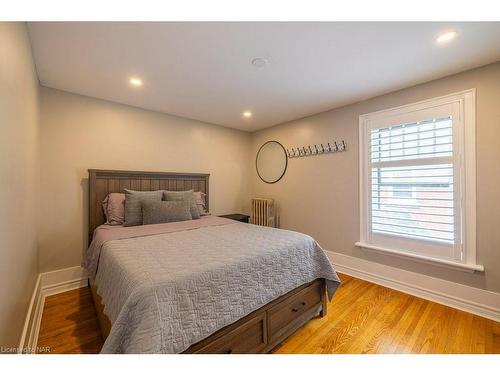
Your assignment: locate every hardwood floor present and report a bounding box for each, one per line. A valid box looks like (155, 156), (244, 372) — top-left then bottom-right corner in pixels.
(37, 287), (103, 354)
(274, 274), (500, 354)
(37, 274), (500, 354)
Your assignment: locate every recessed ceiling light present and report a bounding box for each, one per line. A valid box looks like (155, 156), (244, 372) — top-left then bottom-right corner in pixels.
(436, 31), (457, 45)
(243, 111), (252, 118)
(251, 58), (268, 68)
(129, 77), (143, 87)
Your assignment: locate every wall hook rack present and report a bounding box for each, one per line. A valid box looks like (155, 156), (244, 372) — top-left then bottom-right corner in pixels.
(286, 140), (347, 158)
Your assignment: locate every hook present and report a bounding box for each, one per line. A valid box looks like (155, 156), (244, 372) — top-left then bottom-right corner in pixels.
(288, 141), (346, 158)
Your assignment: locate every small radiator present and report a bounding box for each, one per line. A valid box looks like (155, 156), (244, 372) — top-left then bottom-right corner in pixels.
(251, 198), (276, 227)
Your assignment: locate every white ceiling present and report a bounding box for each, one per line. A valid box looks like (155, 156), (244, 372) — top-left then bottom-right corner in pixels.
(28, 22), (500, 131)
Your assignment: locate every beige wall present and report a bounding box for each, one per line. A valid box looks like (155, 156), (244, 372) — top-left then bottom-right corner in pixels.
(39, 87), (252, 272)
(0, 23), (40, 347)
(252, 61), (500, 293)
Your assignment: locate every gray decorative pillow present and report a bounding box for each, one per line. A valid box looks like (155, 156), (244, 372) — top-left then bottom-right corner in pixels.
(123, 189), (164, 226)
(141, 200), (192, 225)
(162, 190), (200, 219)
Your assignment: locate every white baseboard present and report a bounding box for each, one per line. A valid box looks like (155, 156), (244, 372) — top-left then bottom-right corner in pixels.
(326, 251), (500, 322)
(18, 266), (88, 353)
(17, 275), (42, 354)
(41, 266), (88, 297)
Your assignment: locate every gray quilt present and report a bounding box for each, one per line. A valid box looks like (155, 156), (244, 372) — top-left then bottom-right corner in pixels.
(92, 219), (340, 353)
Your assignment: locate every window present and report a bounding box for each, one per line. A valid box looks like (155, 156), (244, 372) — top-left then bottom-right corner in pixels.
(357, 90), (482, 272)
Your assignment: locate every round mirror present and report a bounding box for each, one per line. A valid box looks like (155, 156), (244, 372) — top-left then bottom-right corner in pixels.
(256, 140), (288, 184)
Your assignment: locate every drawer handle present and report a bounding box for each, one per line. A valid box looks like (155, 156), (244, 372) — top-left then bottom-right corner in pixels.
(292, 301), (306, 312)
(224, 349), (233, 354)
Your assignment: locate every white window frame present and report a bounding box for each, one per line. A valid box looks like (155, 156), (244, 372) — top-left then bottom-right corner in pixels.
(356, 89), (483, 272)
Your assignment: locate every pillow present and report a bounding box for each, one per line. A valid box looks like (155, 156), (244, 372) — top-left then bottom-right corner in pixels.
(193, 191), (208, 216)
(141, 200), (192, 225)
(162, 190), (200, 219)
(123, 189), (164, 226)
(102, 193), (125, 225)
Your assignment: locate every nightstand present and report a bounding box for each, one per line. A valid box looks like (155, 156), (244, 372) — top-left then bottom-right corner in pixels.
(219, 214), (250, 223)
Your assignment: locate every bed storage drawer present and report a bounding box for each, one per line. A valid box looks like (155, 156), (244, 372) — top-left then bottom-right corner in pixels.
(94, 278), (326, 353)
(192, 313), (267, 354)
(268, 281), (323, 343)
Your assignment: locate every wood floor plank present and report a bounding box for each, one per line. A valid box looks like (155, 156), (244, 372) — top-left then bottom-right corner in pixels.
(317, 284), (393, 353)
(37, 287), (104, 354)
(37, 274), (500, 354)
(375, 294), (416, 353)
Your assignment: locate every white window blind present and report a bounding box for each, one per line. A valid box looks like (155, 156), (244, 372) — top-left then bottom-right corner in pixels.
(357, 90), (480, 271)
(370, 117), (455, 244)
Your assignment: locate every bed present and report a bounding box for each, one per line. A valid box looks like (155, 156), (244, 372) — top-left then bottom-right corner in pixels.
(85, 169), (340, 353)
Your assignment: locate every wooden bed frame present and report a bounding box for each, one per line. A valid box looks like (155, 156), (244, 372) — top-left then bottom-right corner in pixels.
(88, 169), (327, 353)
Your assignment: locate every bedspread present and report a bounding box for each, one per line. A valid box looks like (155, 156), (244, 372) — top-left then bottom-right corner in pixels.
(87, 218), (340, 353)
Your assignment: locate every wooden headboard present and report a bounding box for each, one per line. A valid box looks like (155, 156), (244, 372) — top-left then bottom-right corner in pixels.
(88, 169), (210, 239)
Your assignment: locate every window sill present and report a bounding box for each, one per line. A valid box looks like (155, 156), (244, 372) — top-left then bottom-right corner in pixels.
(355, 242), (484, 273)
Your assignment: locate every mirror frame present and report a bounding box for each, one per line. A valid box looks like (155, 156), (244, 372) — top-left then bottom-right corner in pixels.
(255, 140), (288, 184)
